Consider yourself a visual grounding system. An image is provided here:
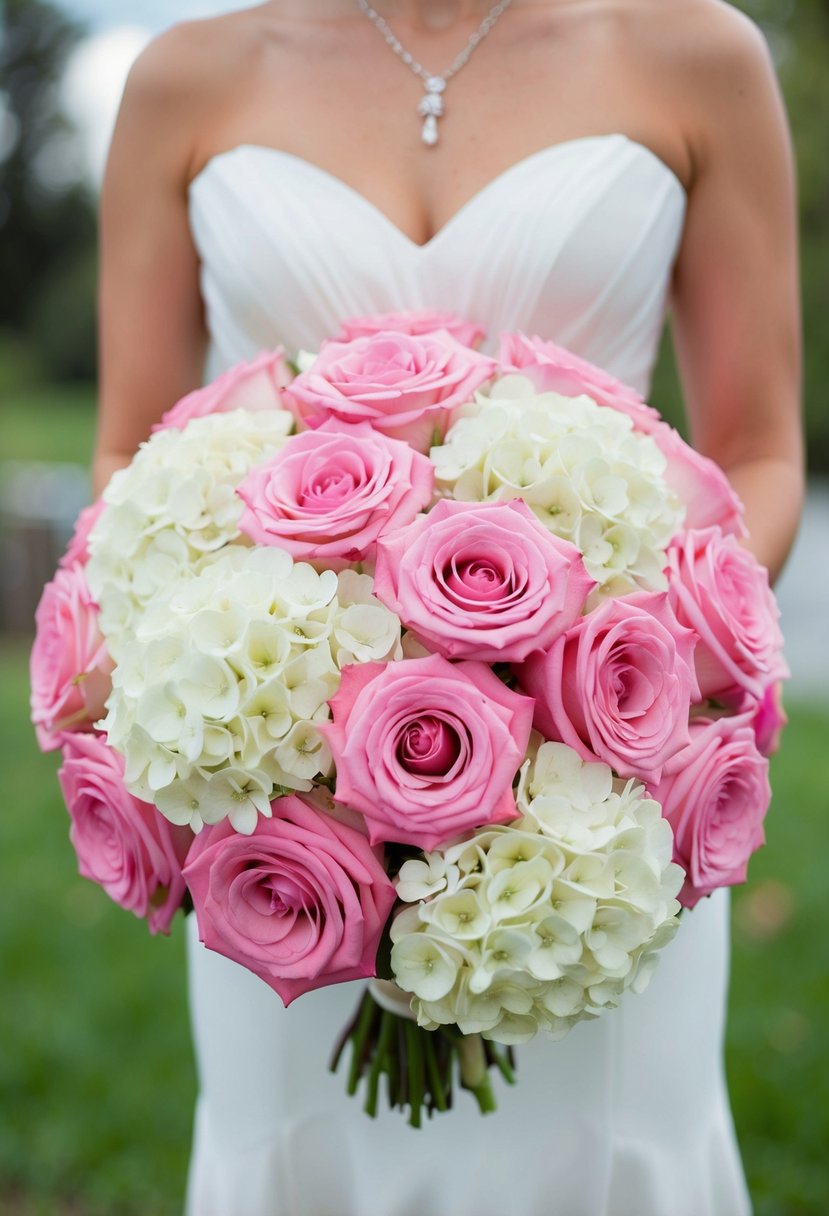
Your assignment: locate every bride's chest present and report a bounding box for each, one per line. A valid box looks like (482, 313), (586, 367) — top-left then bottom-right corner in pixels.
(203, 7), (689, 249)
(187, 136), (686, 394)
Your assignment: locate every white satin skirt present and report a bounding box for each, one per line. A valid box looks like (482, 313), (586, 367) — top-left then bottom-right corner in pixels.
(184, 888), (751, 1216)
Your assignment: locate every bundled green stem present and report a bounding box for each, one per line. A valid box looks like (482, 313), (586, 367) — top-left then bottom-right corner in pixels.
(330, 989), (517, 1128)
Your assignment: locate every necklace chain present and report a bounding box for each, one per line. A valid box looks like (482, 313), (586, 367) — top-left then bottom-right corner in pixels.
(355, 0), (515, 144)
(356, 0), (515, 84)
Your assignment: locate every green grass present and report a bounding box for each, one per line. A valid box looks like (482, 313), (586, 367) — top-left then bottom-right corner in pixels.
(728, 702), (829, 1215)
(0, 642), (194, 1216)
(2, 635), (828, 1214)
(1, 385), (96, 467)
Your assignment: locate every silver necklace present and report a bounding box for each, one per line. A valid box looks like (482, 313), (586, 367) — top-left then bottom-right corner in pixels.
(356, 0), (516, 146)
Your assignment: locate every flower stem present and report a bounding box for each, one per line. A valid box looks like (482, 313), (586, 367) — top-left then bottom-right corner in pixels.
(365, 1011), (396, 1118)
(457, 1033), (487, 1089)
(485, 1040), (517, 1085)
(458, 1033), (498, 1114)
(331, 989), (517, 1124)
(467, 1071), (498, 1114)
(344, 990), (379, 1096)
(422, 1029), (449, 1112)
(404, 1019), (425, 1128)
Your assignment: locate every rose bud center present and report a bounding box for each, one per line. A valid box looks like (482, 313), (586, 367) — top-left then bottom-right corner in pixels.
(445, 554), (508, 601)
(303, 456), (365, 506)
(398, 714), (462, 776)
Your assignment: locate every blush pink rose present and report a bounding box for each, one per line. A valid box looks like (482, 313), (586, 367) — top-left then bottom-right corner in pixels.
(373, 498), (594, 662)
(517, 592), (699, 784)
(337, 310), (485, 349)
(284, 330), (496, 452)
(183, 794), (396, 1006)
(498, 332), (659, 422)
(666, 528), (787, 702)
(58, 733), (190, 934)
(320, 653), (534, 850)
(648, 422), (746, 538)
(30, 564), (111, 752)
(498, 332), (744, 536)
(59, 500), (106, 569)
(153, 349), (292, 432)
(236, 420), (434, 568)
(750, 682), (788, 757)
(649, 715), (770, 908)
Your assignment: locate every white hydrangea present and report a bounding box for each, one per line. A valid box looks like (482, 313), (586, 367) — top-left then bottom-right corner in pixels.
(86, 409), (295, 650)
(430, 375), (684, 595)
(390, 739), (683, 1044)
(102, 546), (401, 835)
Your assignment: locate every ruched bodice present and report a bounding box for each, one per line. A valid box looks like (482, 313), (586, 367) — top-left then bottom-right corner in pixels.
(188, 134), (685, 391)
(184, 135), (751, 1216)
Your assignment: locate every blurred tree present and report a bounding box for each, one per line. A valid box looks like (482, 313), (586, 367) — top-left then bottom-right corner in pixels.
(743, 0), (829, 469)
(29, 240), (97, 379)
(778, 2), (829, 471)
(0, 0), (97, 378)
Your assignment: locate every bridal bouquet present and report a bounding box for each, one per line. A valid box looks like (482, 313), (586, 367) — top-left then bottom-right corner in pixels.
(31, 312), (787, 1125)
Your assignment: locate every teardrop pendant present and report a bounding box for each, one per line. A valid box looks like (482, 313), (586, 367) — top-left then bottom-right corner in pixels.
(421, 113), (439, 146)
(357, 1), (516, 149)
(419, 76), (445, 146)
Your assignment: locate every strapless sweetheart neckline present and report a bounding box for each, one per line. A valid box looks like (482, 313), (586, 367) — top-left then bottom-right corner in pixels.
(188, 133), (687, 252)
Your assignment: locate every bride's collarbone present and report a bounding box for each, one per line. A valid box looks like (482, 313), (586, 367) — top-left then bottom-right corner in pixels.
(187, 2), (695, 230)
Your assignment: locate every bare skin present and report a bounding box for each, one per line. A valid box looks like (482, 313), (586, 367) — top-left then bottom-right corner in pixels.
(94, 0), (803, 581)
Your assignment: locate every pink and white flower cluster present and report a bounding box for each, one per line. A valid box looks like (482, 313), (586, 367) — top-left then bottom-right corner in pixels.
(392, 741), (683, 1042)
(32, 310), (785, 1036)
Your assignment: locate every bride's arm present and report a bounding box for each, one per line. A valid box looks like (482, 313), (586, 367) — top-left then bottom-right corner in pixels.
(667, 7), (804, 584)
(92, 26), (221, 496)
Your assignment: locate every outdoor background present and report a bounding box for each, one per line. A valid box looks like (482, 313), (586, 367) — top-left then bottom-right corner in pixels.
(1, 0), (828, 1212)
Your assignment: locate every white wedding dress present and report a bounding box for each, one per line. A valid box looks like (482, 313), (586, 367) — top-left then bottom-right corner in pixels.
(184, 134), (752, 1216)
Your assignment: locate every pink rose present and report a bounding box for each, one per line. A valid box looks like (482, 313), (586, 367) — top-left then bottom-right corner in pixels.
(518, 592), (699, 784)
(59, 500), (106, 569)
(666, 528), (787, 702)
(153, 349), (292, 432)
(284, 330), (496, 452)
(649, 715), (770, 908)
(237, 420), (434, 568)
(750, 682), (788, 757)
(648, 423), (745, 538)
(337, 310), (485, 349)
(58, 733), (190, 934)
(498, 333), (744, 536)
(183, 794), (396, 1006)
(321, 654), (534, 850)
(498, 332), (659, 421)
(374, 499), (594, 662)
(30, 564), (111, 752)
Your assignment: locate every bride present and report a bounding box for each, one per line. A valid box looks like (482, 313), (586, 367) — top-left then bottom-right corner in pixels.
(92, 2), (803, 1213)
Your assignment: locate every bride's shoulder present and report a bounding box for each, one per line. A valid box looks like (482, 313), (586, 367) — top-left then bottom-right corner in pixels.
(121, 8), (266, 109)
(622, 0), (775, 83)
(113, 6), (282, 180)
(617, 0), (783, 163)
